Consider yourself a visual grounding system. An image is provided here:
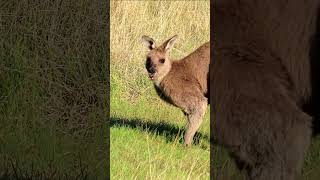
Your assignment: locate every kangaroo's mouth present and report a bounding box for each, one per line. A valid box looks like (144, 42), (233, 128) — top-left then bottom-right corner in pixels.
(148, 72), (156, 80)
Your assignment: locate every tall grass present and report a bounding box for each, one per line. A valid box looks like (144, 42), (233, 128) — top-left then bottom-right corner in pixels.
(111, 0), (210, 104)
(0, 1), (108, 179)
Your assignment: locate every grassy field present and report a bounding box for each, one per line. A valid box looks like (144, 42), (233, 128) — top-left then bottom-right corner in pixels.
(110, 1), (211, 179)
(110, 1), (320, 180)
(1, 0), (319, 179)
(0, 1), (108, 179)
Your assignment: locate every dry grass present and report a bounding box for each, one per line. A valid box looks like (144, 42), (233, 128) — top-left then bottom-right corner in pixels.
(0, 0), (108, 178)
(111, 0), (210, 103)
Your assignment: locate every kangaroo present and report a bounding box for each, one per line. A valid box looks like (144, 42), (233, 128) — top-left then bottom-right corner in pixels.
(211, 0), (320, 179)
(141, 35), (210, 146)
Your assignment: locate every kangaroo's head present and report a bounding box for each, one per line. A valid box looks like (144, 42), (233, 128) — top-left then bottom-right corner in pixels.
(141, 35), (178, 86)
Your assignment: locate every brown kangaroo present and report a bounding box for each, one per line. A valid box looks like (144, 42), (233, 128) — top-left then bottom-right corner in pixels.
(211, 0), (320, 179)
(141, 35), (210, 146)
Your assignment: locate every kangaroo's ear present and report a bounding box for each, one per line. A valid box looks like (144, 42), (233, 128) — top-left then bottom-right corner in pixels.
(162, 35), (178, 52)
(142, 35), (156, 50)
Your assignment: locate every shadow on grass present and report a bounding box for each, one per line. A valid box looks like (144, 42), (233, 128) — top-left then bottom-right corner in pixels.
(110, 117), (210, 147)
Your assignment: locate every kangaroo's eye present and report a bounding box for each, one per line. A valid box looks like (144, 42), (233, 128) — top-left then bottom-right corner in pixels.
(159, 58), (165, 64)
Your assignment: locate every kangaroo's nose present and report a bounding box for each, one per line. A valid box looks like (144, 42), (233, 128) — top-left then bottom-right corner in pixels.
(147, 66), (156, 74)
(146, 60), (156, 74)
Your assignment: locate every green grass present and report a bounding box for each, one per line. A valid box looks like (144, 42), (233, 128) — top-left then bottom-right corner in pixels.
(110, 90), (210, 179)
(303, 136), (320, 179)
(0, 1), (108, 179)
(111, 127), (209, 179)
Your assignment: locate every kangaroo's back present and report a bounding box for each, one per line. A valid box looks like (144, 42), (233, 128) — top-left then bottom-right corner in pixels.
(171, 42), (210, 96)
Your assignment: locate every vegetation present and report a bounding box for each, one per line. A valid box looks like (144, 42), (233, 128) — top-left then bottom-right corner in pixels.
(0, 0), (108, 179)
(2, 0), (319, 179)
(110, 1), (320, 180)
(110, 1), (211, 179)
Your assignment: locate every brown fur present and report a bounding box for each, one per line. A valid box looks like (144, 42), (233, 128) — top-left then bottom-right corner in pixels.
(142, 35), (210, 145)
(211, 0), (320, 179)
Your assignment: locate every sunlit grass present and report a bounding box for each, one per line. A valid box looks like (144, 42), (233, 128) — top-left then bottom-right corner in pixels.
(110, 0), (210, 179)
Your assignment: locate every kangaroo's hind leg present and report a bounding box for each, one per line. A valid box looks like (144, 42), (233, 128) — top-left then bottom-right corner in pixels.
(184, 97), (208, 146)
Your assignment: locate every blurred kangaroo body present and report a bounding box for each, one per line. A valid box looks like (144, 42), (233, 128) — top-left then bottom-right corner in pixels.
(142, 35), (210, 145)
(211, 0), (320, 179)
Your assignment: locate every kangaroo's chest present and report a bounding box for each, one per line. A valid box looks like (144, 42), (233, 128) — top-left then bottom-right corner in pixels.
(154, 85), (175, 105)
(153, 77), (194, 109)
